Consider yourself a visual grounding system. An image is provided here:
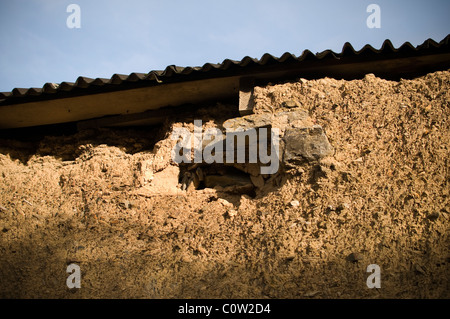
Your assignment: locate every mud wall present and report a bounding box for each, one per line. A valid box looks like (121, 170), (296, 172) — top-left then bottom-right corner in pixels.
(0, 70), (449, 298)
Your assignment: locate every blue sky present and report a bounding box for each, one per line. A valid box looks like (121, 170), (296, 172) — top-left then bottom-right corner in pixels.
(0, 0), (449, 92)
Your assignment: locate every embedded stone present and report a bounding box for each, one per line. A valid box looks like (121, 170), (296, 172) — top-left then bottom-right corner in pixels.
(283, 125), (334, 163)
(250, 174), (265, 188)
(282, 100), (301, 108)
(223, 113), (272, 131)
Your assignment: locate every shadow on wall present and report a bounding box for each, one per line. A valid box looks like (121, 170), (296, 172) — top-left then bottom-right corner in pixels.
(0, 125), (165, 165)
(1, 216), (446, 299)
(0, 102), (240, 164)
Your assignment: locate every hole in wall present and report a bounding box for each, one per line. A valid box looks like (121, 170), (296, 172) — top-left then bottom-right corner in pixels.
(178, 163), (256, 197)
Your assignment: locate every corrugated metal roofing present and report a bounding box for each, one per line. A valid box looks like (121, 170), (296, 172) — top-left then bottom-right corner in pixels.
(1, 34), (449, 106)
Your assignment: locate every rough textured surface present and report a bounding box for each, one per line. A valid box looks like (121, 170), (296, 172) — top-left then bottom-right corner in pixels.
(283, 125), (334, 163)
(0, 70), (449, 298)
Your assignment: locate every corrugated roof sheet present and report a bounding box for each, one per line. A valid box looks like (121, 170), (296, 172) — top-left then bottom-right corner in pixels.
(1, 34), (449, 105)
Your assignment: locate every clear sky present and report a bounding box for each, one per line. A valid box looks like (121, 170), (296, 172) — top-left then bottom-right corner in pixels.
(0, 0), (449, 92)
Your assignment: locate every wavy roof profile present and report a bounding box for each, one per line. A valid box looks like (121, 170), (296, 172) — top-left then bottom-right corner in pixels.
(1, 34), (449, 106)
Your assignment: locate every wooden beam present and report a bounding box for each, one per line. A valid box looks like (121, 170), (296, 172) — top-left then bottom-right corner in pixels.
(239, 77), (255, 116)
(76, 104), (200, 130)
(0, 76), (240, 129)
